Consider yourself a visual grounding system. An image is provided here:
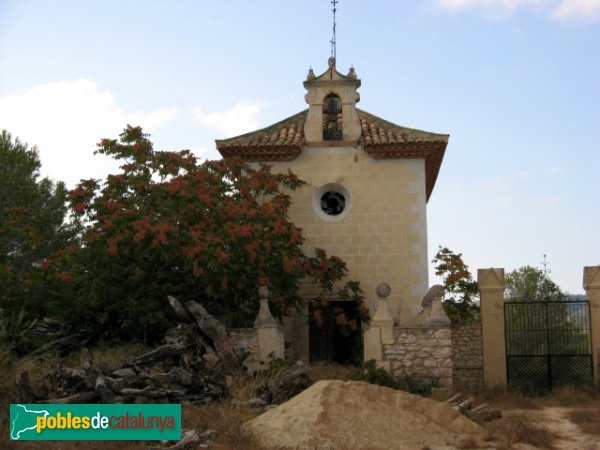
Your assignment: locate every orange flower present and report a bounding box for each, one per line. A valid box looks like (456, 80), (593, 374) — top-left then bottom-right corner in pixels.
(335, 312), (347, 325)
(108, 240), (118, 256)
(57, 272), (73, 283)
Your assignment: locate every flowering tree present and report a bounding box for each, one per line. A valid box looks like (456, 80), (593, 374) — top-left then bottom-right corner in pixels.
(46, 126), (367, 342)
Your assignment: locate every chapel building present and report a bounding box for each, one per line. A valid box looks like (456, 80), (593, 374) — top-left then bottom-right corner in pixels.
(216, 57), (448, 363)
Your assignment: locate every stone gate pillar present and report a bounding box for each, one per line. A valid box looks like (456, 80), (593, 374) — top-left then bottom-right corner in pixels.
(478, 268), (506, 387)
(584, 266), (600, 386)
(364, 283), (394, 372)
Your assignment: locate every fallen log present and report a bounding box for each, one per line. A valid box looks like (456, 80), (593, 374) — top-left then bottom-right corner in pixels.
(184, 300), (238, 374)
(167, 295), (194, 324)
(125, 343), (187, 368)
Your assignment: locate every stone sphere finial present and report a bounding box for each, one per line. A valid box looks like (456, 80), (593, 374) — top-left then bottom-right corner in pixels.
(258, 286), (271, 300)
(328, 56), (336, 68)
(375, 282), (391, 299)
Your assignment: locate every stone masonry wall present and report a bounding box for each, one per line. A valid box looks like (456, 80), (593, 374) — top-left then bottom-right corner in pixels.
(229, 328), (259, 370)
(383, 326), (452, 387)
(452, 320), (483, 391)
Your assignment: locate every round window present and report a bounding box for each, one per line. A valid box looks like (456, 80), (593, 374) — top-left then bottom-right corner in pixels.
(320, 191), (346, 216)
(313, 183), (352, 221)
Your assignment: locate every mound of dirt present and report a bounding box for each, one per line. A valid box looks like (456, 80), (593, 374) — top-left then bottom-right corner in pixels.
(243, 380), (487, 449)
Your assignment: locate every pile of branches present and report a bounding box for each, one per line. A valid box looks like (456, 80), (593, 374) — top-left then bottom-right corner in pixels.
(16, 296), (310, 407)
(16, 297), (242, 405)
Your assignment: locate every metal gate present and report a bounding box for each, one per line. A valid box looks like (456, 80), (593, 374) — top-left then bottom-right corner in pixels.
(504, 301), (593, 395)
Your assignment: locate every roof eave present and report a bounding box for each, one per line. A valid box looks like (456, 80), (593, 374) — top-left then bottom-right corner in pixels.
(217, 146), (303, 162)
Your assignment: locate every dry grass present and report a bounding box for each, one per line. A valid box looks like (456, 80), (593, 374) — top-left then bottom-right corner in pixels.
(568, 408), (600, 436)
(537, 385), (600, 407)
(474, 386), (541, 410)
(183, 403), (260, 449)
(3, 346), (598, 450)
(483, 414), (558, 449)
(475, 384), (600, 411)
(226, 370), (266, 402)
(305, 361), (361, 383)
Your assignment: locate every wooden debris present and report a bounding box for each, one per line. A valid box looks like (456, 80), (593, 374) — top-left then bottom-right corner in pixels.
(24, 300), (232, 405)
(257, 361), (311, 405)
(445, 392), (502, 422)
(184, 301), (238, 374)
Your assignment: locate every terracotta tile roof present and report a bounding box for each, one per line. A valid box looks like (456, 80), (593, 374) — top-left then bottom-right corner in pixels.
(357, 109), (448, 201)
(215, 110), (306, 161)
(216, 109), (448, 201)
(357, 109), (448, 146)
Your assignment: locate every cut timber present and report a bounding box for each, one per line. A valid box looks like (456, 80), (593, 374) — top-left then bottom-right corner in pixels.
(184, 300), (238, 373)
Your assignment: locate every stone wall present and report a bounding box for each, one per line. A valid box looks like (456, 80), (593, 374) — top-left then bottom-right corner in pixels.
(229, 328), (259, 370)
(383, 326), (452, 387)
(452, 320), (483, 391)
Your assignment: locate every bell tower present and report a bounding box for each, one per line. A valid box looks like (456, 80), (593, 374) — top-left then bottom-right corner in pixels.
(303, 57), (362, 144)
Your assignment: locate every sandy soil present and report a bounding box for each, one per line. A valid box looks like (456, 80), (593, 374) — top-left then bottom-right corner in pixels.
(244, 380), (488, 449)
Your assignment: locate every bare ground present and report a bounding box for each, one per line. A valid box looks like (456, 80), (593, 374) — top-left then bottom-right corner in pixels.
(502, 407), (600, 450)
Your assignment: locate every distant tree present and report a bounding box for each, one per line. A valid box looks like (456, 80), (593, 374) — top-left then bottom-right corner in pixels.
(505, 266), (566, 302)
(431, 246), (479, 322)
(503, 266), (589, 394)
(0, 130), (79, 316)
(47, 126), (367, 342)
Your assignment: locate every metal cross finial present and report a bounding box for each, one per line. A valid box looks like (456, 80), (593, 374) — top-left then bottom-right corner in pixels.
(541, 254), (551, 278)
(330, 0), (338, 60)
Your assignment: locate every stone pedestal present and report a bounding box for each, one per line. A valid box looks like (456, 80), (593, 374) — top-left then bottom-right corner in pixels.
(254, 287), (284, 364)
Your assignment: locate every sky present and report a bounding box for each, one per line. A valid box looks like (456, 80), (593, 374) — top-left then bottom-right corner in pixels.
(1, 0), (599, 294)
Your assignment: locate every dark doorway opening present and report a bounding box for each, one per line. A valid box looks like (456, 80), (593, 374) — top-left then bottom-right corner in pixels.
(309, 301), (362, 366)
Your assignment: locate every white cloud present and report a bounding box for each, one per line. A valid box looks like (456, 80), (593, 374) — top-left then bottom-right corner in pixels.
(434, 0), (600, 21)
(193, 101), (264, 138)
(0, 78), (177, 188)
(513, 170), (529, 179)
(434, 0), (543, 16)
(536, 195), (563, 207)
(552, 0), (600, 21)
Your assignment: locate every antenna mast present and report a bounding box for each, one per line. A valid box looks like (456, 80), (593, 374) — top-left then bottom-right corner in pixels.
(330, 0), (338, 60)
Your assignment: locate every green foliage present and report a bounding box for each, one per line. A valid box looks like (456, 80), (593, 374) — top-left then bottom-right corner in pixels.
(0, 130), (79, 317)
(358, 359), (400, 389)
(431, 246), (479, 322)
(265, 355), (297, 374)
(0, 309), (38, 355)
(394, 371), (441, 396)
(45, 126), (367, 343)
(356, 360), (440, 395)
(505, 266), (566, 302)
